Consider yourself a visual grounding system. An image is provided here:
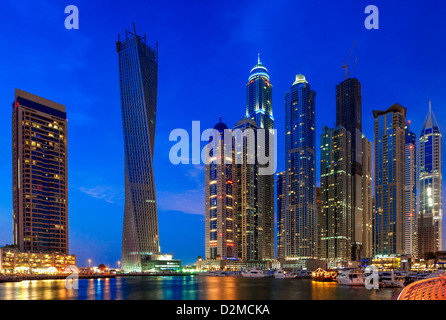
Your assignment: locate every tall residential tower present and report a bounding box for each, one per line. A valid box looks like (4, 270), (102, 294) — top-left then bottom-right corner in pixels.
(117, 26), (160, 272)
(12, 89), (68, 253)
(373, 104), (406, 257)
(245, 55), (275, 260)
(418, 102), (442, 256)
(284, 74), (317, 262)
(405, 121), (418, 257)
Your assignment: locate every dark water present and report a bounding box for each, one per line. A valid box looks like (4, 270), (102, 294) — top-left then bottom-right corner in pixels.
(0, 276), (400, 300)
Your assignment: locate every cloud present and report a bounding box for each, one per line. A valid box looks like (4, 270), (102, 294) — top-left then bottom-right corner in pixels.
(157, 189), (204, 215)
(78, 185), (124, 205)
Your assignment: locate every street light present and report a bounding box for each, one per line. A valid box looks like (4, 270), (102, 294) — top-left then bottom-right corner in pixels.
(118, 261), (121, 269)
(88, 259), (91, 268)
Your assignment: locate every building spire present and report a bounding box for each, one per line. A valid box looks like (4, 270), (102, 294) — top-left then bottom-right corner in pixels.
(258, 53), (261, 64)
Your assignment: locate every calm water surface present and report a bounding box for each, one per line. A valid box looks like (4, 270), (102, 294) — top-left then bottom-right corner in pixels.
(0, 276), (400, 300)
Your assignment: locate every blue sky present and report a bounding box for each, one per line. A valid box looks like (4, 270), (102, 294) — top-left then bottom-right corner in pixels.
(0, 0), (445, 266)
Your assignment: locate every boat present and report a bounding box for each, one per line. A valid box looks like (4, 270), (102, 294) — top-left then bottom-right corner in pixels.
(380, 271), (405, 288)
(311, 268), (337, 282)
(0, 276), (22, 283)
(337, 270), (365, 286)
(241, 268), (268, 278)
(273, 269), (286, 279)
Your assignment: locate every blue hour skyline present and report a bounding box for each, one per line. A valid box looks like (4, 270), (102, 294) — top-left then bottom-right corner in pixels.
(0, 0), (445, 266)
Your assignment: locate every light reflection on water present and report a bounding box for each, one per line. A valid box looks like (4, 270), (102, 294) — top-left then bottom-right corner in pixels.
(0, 276), (399, 300)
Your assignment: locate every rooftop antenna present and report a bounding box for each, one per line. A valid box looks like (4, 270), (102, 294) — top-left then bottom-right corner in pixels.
(342, 41), (357, 80)
(429, 99), (432, 113)
(133, 22), (137, 35)
(258, 53), (260, 64)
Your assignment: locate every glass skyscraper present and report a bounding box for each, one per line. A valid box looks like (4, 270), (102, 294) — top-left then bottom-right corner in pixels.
(373, 104), (406, 257)
(245, 55), (275, 260)
(404, 121), (417, 257)
(418, 102), (442, 256)
(284, 74), (317, 261)
(276, 171), (286, 261)
(117, 26), (160, 272)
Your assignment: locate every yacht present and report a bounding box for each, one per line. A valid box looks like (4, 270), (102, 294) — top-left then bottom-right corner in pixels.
(241, 268), (267, 278)
(273, 269), (286, 279)
(337, 270), (365, 286)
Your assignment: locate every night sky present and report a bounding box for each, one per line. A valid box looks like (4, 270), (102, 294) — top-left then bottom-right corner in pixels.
(0, 0), (445, 266)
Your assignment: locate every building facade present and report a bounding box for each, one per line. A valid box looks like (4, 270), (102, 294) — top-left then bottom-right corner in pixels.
(373, 104), (406, 257)
(405, 121), (418, 257)
(336, 77), (367, 261)
(117, 26), (160, 272)
(319, 126), (352, 263)
(204, 120), (237, 260)
(12, 89), (68, 254)
(284, 74), (317, 261)
(233, 118), (261, 261)
(362, 135), (373, 258)
(418, 102), (442, 256)
(245, 55), (275, 260)
(276, 171), (286, 261)
(0, 247), (76, 273)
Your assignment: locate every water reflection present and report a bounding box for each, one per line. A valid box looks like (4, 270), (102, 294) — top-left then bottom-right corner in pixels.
(0, 276), (399, 300)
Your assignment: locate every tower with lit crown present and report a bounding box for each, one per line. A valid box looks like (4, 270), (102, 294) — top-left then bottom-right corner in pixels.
(284, 74), (317, 262)
(245, 54), (275, 260)
(418, 102), (442, 256)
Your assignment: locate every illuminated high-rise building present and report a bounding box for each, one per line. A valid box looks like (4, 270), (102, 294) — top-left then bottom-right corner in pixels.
(276, 171), (286, 261)
(284, 74), (317, 261)
(362, 135), (373, 258)
(319, 126), (352, 263)
(373, 103), (406, 257)
(12, 89), (68, 253)
(405, 121), (418, 257)
(245, 55), (274, 260)
(336, 77), (369, 261)
(117, 25), (160, 272)
(204, 119), (237, 260)
(418, 102), (442, 256)
(233, 117), (261, 261)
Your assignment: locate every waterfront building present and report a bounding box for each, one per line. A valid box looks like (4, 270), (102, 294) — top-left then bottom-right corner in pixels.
(12, 89), (68, 254)
(405, 121), (418, 257)
(117, 25), (161, 272)
(0, 247), (76, 274)
(336, 77), (370, 261)
(418, 102), (442, 256)
(284, 74), (317, 263)
(233, 118), (262, 261)
(245, 55), (275, 260)
(319, 126), (352, 263)
(276, 171), (286, 261)
(204, 119), (237, 260)
(373, 103), (407, 257)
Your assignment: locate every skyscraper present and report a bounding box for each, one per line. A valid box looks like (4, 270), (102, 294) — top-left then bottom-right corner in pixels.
(245, 55), (274, 260)
(405, 121), (418, 257)
(362, 135), (373, 258)
(233, 117), (261, 261)
(319, 126), (352, 263)
(373, 103), (406, 257)
(117, 26), (160, 272)
(284, 74), (317, 261)
(418, 102), (442, 256)
(276, 171), (286, 261)
(12, 89), (68, 253)
(336, 77), (366, 261)
(205, 119), (237, 260)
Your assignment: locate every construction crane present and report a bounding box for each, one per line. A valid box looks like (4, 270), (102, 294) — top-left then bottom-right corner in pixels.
(342, 41), (358, 80)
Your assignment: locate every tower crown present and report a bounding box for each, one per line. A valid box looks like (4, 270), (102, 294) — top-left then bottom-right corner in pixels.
(249, 54), (269, 81)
